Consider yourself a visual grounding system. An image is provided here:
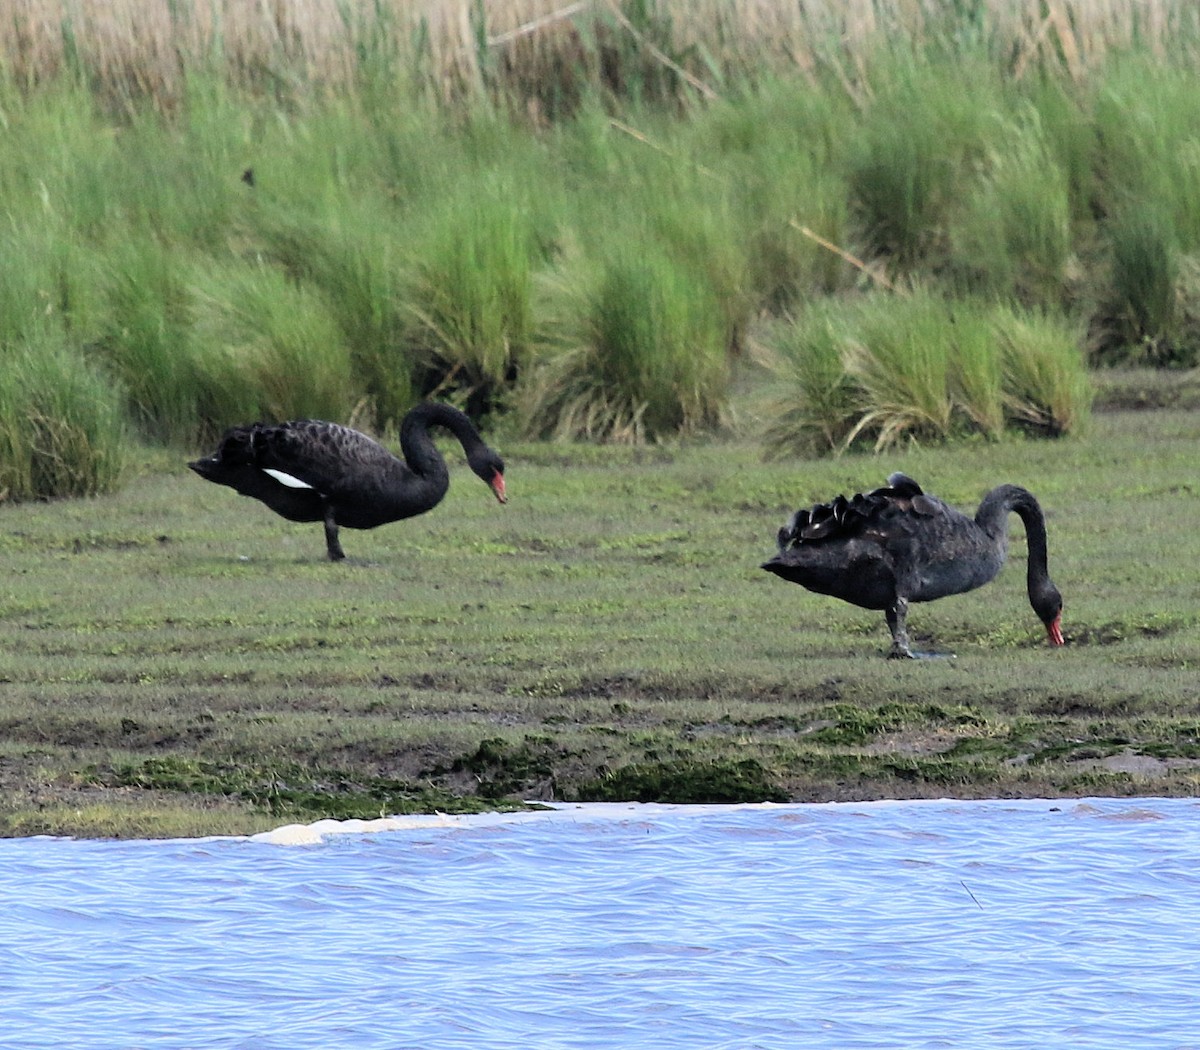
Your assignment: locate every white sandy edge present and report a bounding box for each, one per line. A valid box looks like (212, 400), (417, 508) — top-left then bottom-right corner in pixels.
(251, 801), (783, 846)
(247, 796), (1178, 846)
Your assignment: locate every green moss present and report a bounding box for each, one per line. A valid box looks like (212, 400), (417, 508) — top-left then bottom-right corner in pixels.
(806, 701), (987, 746)
(1027, 739), (1130, 765)
(573, 758), (788, 805)
(449, 736), (562, 799)
(93, 756), (525, 821)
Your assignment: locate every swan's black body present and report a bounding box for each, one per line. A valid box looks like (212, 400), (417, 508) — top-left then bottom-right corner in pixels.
(762, 473), (1063, 658)
(189, 402), (506, 560)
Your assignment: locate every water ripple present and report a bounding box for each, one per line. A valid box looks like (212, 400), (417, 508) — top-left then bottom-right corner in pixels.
(3, 799), (1200, 1048)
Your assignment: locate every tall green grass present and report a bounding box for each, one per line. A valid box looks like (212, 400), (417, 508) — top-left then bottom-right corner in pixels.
(189, 259), (357, 426)
(950, 107), (1072, 308)
(701, 81), (853, 310)
(1092, 57), (1200, 251)
(1025, 78), (1098, 230)
(759, 307), (858, 454)
(9, 22), (1200, 496)
(520, 235), (729, 441)
(404, 182), (539, 414)
(246, 207), (414, 429)
(846, 56), (994, 268)
(1102, 206), (1180, 365)
(1086, 57), (1200, 366)
(96, 239), (198, 443)
(997, 309), (1093, 437)
(0, 340), (125, 501)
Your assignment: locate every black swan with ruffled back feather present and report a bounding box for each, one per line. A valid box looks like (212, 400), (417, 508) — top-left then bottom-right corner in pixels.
(189, 402), (506, 561)
(762, 472), (1064, 658)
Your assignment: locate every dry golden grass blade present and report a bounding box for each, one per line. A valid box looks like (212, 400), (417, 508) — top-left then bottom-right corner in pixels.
(602, 0), (719, 100)
(788, 220), (898, 294)
(486, 0), (592, 46)
(1045, 0), (1084, 81)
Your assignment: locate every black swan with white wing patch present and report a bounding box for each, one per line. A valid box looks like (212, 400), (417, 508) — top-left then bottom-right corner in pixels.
(190, 402), (506, 561)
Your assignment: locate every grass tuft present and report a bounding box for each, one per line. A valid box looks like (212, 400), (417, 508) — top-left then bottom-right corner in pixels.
(996, 306), (1092, 436)
(950, 106), (1072, 307)
(840, 292), (958, 449)
(1096, 205), (1182, 366)
(190, 259), (358, 428)
(760, 307), (859, 455)
(764, 292), (1089, 453)
(405, 185), (538, 414)
(520, 235), (730, 441)
(846, 55), (992, 268)
(0, 339), (125, 501)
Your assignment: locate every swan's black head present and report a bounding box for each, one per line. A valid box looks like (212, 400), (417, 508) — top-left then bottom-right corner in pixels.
(468, 448), (507, 504)
(1031, 581), (1064, 646)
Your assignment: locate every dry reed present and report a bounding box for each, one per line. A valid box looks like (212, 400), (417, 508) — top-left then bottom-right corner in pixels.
(5, 0), (1200, 114)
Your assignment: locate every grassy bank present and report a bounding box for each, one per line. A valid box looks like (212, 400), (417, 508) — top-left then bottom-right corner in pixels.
(2, 407), (1198, 839)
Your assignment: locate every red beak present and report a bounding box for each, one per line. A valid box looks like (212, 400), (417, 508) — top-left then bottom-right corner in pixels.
(491, 471), (507, 504)
(1046, 613), (1064, 647)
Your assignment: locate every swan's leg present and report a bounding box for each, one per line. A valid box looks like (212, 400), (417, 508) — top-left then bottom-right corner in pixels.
(323, 506), (345, 561)
(885, 600), (915, 659)
(886, 596), (955, 660)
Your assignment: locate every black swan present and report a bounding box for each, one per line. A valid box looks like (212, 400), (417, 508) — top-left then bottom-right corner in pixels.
(189, 402), (506, 561)
(761, 472), (1064, 659)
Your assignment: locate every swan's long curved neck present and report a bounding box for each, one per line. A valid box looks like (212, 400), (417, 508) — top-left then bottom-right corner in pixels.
(975, 485), (1053, 599)
(399, 402), (486, 479)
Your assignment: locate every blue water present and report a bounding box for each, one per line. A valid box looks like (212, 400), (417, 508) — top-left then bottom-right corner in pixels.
(3, 798), (1200, 1050)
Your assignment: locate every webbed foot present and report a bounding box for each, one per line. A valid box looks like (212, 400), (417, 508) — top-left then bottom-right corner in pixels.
(887, 647), (956, 661)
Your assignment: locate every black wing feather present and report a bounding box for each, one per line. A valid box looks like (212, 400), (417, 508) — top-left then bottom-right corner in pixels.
(254, 421), (403, 496)
(777, 474), (934, 549)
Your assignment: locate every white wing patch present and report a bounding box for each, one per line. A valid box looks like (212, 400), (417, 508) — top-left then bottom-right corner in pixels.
(262, 467), (314, 490)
